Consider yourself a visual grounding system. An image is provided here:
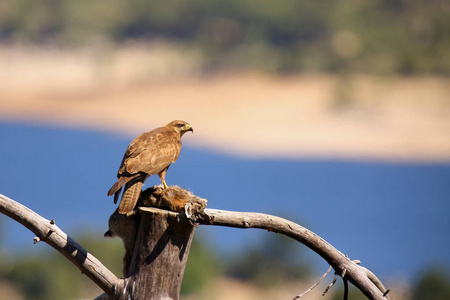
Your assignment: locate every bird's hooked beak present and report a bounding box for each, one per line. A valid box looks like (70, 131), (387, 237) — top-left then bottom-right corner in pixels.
(186, 124), (193, 133)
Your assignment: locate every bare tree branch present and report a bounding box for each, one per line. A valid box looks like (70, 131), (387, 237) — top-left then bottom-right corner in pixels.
(343, 277), (349, 300)
(193, 208), (391, 300)
(1, 190), (391, 300)
(323, 273), (339, 296)
(293, 265), (332, 299)
(361, 266), (391, 298)
(0, 194), (121, 297)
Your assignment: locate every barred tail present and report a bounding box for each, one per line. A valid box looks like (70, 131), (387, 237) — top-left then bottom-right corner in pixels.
(118, 179), (144, 214)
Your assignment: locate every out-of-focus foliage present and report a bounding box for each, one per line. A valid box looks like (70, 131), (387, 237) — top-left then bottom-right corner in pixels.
(181, 236), (221, 295)
(331, 285), (367, 300)
(411, 266), (450, 300)
(226, 233), (312, 286)
(0, 231), (221, 299)
(0, 231), (124, 300)
(0, 0), (449, 74)
(330, 265), (450, 300)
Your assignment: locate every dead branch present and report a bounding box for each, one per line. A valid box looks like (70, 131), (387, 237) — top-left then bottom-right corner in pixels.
(1, 188), (391, 300)
(323, 273), (339, 296)
(193, 208), (391, 300)
(361, 266), (391, 298)
(293, 265), (332, 299)
(343, 277), (349, 300)
(0, 194), (121, 297)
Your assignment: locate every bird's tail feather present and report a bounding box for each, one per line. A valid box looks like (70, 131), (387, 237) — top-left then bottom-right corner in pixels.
(108, 177), (128, 197)
(118, 179), (144, 214)
(113, 188), (122, 204)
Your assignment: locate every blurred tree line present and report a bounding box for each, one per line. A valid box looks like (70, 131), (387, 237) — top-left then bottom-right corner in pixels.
(330, 267), (450, 300)
(0, 233), (125, 300)
(0, 231), (314, 299)
(0, 0), (449, 75)
(1, 228), (449, 299)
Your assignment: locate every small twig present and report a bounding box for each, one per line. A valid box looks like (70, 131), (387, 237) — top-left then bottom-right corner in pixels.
(361, 266), (392, 300)
(292, 265), (332, 299)
(33, 236), (41, 244)
(323, 273), (338, 296)
(343, 278), (349, 300)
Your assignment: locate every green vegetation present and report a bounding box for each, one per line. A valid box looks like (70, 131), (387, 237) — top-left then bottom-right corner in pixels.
(1, 0), (449, 74)
(412, 266), (450, 300)
(0, 230), (313, 299)
(331, 285), (367, 300)
(1, 232), (124, 300)
(329, 265), (450, 300)
(181, 237), (221, 295)
(0, 231), (221, 299)
(1, 229), (449, 299)
(226, 233), (312, 286)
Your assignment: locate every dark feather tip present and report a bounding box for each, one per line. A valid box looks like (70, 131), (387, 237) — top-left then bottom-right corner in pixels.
(104, 230), (114, 238)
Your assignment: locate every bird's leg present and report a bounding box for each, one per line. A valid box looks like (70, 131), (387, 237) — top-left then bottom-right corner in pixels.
(158, 169), (169, 189)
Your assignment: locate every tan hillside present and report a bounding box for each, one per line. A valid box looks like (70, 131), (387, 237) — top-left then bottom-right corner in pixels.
(1, 45), (449, 162)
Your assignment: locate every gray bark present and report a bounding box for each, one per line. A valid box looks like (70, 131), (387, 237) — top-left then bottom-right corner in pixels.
(117, 207), (195, 300)
(1, 188), (390, 300)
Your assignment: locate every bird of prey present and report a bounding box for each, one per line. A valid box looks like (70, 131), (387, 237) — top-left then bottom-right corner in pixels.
(107, 120), (193, 214)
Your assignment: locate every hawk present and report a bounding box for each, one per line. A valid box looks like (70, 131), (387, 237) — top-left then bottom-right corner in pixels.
(107, 120), (193, 214)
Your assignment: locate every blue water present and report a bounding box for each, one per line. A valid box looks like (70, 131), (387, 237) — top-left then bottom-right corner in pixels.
(0, 121), (449, 280)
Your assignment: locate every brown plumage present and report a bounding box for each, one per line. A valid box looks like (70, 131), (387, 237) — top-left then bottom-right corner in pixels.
(107, 120), (193, 214)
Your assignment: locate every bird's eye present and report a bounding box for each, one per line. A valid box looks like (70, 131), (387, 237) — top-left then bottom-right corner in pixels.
(177, 123), (184, 128)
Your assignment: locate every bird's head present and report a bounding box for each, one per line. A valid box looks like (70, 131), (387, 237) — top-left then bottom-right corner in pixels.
(168, 120), (193, 136)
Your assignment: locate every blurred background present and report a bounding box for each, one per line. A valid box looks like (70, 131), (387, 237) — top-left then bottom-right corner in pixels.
(1, 0), (450, 299)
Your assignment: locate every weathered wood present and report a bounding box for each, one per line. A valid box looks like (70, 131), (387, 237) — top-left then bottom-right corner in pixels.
(193, 208), (391, 300)
(116, 207), (195, 300)
(104, 186), (206, 300)
(1, 189), (390, 300)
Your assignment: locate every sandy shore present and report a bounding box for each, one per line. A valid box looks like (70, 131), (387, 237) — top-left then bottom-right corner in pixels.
(1, 45), (449, 162)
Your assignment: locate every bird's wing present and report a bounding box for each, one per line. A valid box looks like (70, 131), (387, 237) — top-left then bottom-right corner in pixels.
(107, 173), (141, 197)
(125, 131), (153, 158)
(121, 130), (181, 176)
(116, 130), (161, 176)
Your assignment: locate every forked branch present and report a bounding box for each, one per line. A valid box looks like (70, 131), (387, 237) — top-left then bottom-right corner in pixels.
(191, 208), (391, 300)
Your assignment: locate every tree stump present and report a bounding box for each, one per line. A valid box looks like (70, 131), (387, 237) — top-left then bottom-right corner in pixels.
(118, 207), (194, 300)
(106, 186), (207, 300)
